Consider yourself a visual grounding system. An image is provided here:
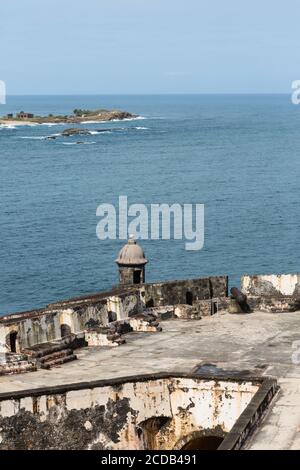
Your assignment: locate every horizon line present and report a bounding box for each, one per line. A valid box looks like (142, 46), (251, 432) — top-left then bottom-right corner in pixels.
(3, 92), (292, 97)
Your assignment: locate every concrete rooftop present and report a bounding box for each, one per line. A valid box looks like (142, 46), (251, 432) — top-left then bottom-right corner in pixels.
(1, 310), (300, 450)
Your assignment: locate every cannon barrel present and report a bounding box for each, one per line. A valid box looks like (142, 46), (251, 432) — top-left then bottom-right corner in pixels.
(230, 287), (247, 303)
(230, 287), (251, 313)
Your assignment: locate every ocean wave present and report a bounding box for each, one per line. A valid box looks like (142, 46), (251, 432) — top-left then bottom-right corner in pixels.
(62, 141), (96, 146)
(17, 123), (39, 127)
(20, 133), (61, 140)
(89, 127), (147, 134)
(112, 116), (146, 122)
(20, 136), (47, 140)
(81, 116), (146, 124)
(89, 130), (112, 135)
(0, 124), (16, 129)
(40, 122), (66, 127)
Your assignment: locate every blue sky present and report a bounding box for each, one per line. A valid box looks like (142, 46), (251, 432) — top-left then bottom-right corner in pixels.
(1, 0), (300, 94)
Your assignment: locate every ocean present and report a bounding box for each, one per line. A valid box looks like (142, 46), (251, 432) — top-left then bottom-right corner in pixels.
(0, 94), (299, 315)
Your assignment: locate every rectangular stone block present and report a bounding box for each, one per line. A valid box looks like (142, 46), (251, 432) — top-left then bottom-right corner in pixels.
(193, 300), (213, 316)
(241, 274), (300, 298)
(144, 276), (228, 307)
(247, 296), (300, 313)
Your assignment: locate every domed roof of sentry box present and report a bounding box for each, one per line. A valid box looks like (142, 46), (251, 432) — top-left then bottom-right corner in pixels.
(115, 237), (148, 266)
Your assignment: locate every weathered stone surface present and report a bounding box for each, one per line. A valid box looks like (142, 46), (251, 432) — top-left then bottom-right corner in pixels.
(241, 274), (300, 298)
(0, 277), (227, 354)
(212, 296), (231, 312)
(0, 375), (260, 450)
(174, 304), (197, 319)
(85, 328), (125, 347)
(247, 296), (300, 313)
(143, 276), (228, 308)
(1, 310), (300, 450)
(144, 306), (175, 320)
(193, 300), (212, 316)
(0, 289), (143, 353)
(0, 352), (37, 376)
(127, 314), (162, 332)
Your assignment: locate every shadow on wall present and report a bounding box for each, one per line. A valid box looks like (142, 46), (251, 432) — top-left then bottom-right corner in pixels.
(138, 417), (225, 450)
(60, 324), (71, 338)
(181, 435), (224, 450)
(138, 417), (172, 449)
(5, 331), (18, 353)
(186, 291), (193, 306)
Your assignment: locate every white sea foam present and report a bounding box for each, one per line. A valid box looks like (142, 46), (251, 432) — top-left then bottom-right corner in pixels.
(18, 123), (38, 127)
(89, 130), (112, 135)
(112, 116), (146, 122)
(62, 141), (96, 146)
(135, 126), (148, 130)
(0, 122), (43, 129)
(20, 136), (46, 140)
(81, 116), (146, 124)
(41, 122), (65, 127)
(20, 132), (61, 140)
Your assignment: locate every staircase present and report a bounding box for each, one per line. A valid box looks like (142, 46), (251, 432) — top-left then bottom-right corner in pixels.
(0, 353), (37, 376)
(25, 340), (77, 369)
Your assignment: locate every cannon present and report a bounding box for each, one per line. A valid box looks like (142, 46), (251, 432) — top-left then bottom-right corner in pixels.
(230, 287), (251, 313)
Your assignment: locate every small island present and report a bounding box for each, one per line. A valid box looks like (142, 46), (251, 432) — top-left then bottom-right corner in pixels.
(0, 108), (138, 126)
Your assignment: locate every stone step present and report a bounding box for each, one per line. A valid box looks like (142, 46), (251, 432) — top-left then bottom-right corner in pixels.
(40, 354), (77, 369)
(5, 360), (33, 368)
(26, 341), (72, 359)
(0, 363), (37, 376)
(39, 349), (73, 364)
(1, 353), (29, 363)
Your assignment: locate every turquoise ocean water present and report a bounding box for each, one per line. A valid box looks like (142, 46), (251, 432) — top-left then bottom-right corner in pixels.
(0, 94), (299, 314)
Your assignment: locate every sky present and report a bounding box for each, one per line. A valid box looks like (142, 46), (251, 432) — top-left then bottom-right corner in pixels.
(1, 0), (300, 94)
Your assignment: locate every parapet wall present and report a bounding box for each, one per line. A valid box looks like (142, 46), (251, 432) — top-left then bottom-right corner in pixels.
(241, 274), (300, 298)
(240, 274), (300, 313)
(0, 289), (142, 353)
(0, 276), (228, 353)
(143, 276), (228, 307)
(0, 373), (259, 450)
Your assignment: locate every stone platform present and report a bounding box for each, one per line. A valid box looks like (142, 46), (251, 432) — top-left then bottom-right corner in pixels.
(1, 309), (300, 449)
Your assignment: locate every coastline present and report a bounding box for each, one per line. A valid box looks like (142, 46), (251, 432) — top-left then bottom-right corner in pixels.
(0, 110), (138, 127)
(0, 120), (38, 126)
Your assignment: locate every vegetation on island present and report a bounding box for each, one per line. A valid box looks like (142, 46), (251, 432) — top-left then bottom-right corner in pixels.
(0, 108), (137, 124)
(73, 108), (109, 117)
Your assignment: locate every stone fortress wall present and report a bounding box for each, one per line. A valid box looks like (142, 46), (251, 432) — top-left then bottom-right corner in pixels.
(0, 237), (299, 451)
(1, 273), (300, 357)
(0, 276), (228, 353)
(0, 372), (277, 450)
(241, 274), (300, 313)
